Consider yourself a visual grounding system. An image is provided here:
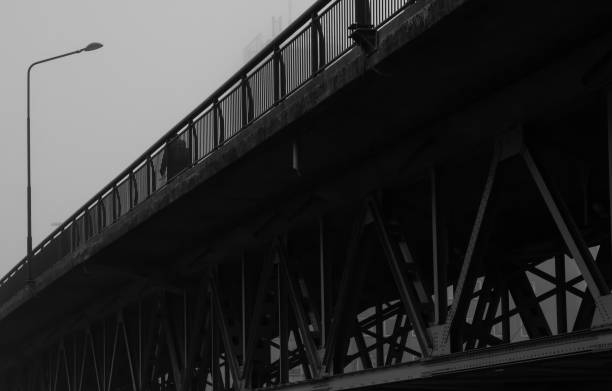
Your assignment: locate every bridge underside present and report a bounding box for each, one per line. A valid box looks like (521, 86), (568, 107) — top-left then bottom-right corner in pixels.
(3, 0), (612, 390)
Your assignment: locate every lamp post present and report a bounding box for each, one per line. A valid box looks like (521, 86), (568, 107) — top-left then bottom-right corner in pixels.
(26, 42), (103, 282)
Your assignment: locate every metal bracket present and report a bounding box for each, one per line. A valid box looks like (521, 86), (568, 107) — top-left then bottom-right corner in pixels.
(349, 24), (378, 55)
(429, 325), (450, 356)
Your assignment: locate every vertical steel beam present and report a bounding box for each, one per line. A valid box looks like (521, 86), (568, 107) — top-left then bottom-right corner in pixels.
(72, 337), (77, 391)
(431, 168), (448, 325)
(555, 254), (568, 334)
(608, 89), (612, 259)
(375, 303), (384, 367)
(277, 260), (289, 384)
(319, 218), (326, 349)
(137, 303), (141, 391)
(211, 293), (221, 391)
(241, 256), (247, 364)
(501, 283), (510, 343)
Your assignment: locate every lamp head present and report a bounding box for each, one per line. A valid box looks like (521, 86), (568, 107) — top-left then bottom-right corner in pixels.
(83, 42), (103, 52)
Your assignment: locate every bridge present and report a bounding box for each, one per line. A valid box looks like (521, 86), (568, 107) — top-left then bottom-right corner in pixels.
(2, 0), (612, 389)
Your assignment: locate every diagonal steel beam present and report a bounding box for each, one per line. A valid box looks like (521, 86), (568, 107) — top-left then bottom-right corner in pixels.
(160, 296), (184, 389)
(242, 250), (274, 386)
(574, 241), (612, 331)
(140, 296), (163, 390)
(368, 197), (432, 356)
(322, 208), (369, 375)
(278, 242), (322, 379)
(106, 320), (120, 391)
(441, 146), (501, 353)
(507, 267), (552, 338)
(180, 278), (210, 391)
(523, 146), (609, 302)
(118, 312), (138, 391)
(352, 321), (373, 370)
(464, 273), (497, 350)
(210, 275), (242, 391)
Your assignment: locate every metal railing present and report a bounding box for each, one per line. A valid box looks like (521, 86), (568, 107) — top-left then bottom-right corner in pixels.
(0, 0), (418, 303)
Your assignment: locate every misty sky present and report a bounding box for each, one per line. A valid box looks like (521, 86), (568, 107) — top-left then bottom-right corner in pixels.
(0, 0), (316, 277)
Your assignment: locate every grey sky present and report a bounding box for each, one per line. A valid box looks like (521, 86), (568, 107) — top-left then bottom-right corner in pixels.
(0, 0), (315, 276)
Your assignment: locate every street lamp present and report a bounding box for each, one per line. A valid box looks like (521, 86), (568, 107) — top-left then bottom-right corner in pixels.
(26, 42), (103, 282)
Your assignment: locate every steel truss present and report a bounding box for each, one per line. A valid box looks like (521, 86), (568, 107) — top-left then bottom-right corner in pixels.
(6, 109), (612, 389)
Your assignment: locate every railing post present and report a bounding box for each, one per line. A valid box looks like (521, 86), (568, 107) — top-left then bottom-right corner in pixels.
(84, 208), (91, 240)
(192, 121), (199, 163)
(71, 221), (78, 251)
(98, 197), (104, 232)
(214, 99), (224, 146)
(355, 0), (372, 26)
(129, 172), (135, 209)
(189, 120), (196, 164)
(147, 157), (154, 195)
(350, 0), (376, 53)
(213, 101), (219, 148)
(273, 47), (286, 103)
(311, 13), (320, 74)
(241, 77), (249, 128)
(112, 185), (119, 222)
(241, 76), (254, 126)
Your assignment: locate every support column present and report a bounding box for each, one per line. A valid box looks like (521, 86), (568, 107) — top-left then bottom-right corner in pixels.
(375, 303), (383, 367)
(319, 218), (326, 350)
(608, 89), (612, 261)
(431, 168), (448, 325)
(277, 257), (289, 384)
(556, 254), (567, 334)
